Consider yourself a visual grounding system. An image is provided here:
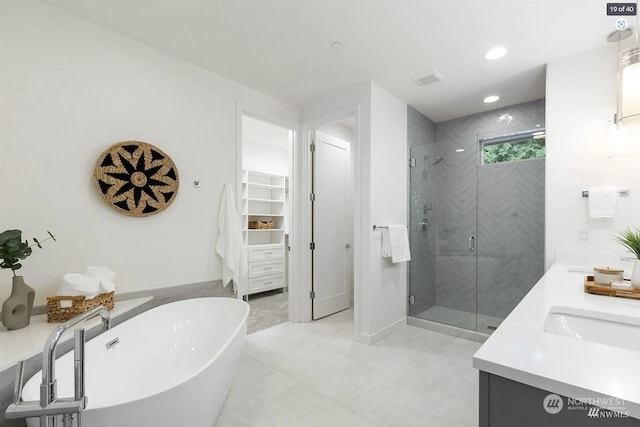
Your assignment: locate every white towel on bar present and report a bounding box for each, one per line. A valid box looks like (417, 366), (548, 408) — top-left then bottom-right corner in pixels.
(588, 185), (618, 219)
(215, 185), (247, 294)
(381, 225), (411, 263)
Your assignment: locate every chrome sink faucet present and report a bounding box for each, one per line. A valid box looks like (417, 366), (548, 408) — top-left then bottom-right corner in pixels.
(5, 306), (111, 427)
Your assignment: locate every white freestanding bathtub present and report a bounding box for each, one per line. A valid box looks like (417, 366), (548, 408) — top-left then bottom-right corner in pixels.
(22, 297), (249, 427)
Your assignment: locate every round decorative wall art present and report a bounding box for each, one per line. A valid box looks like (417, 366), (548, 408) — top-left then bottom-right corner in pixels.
(93, 141), (179, 217)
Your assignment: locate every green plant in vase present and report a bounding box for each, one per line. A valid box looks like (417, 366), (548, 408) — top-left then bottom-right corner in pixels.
(614, 227), (640, 289)
(0, 229), (56, 330)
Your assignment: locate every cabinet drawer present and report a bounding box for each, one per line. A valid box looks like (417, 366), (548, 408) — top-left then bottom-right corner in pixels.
(249, 259), (285, 278)
(248, 273), (285, 293)
(247, 245), (285, 261)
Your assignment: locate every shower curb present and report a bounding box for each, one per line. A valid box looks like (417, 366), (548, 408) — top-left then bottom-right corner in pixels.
(408, 316), (489, 343)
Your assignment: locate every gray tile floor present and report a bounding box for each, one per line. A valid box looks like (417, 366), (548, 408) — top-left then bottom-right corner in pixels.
(217, 309), (481, 427)
(418, 305), (503, 334)
(246, 289), (289, 334)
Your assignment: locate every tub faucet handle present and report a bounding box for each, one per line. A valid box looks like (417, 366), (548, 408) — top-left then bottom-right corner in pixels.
(13, 360), (25, 404)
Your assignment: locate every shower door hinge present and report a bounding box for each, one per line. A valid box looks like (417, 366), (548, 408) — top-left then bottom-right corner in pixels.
(310, 193), (315, 202)
(409, 158), (416, 167)
(408, 295), (415, 304)
(310, 242), (316, 250)
(310, 143), (316, 152)
(310, 291), (316, 299)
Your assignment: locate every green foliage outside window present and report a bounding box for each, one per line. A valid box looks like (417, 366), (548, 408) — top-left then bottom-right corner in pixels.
(483, 137), (545, 164)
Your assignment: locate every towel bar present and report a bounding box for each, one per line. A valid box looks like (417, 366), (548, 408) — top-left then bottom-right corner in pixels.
(582, 189), (629, 198)
(372, 225), (408, 230)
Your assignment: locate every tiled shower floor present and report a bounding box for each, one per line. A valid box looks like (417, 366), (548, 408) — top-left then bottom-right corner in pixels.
(417, 305), (503, 334)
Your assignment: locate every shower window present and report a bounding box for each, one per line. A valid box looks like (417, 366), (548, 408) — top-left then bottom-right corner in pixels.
(481, 129), (545, 165)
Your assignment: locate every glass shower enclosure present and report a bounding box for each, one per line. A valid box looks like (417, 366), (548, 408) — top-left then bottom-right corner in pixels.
(408, 122), (545, 335)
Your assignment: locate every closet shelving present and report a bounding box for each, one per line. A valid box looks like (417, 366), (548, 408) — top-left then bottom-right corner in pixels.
(241, 170), (287, 296)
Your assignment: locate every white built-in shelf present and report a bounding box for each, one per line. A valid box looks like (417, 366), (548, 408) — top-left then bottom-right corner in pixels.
(246, 198), (284, 203)
(241, 169), (288, 297)
(245, 182), (285, 190)
(244, 170), (282, 178)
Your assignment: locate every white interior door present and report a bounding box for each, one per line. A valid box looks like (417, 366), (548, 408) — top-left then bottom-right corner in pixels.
(312, 131), (351, 319)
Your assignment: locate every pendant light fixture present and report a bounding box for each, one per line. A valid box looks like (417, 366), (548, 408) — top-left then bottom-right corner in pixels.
(607, 26), (636, 157)
(609, 14), (640, 127)
(618, 45), (640, 125)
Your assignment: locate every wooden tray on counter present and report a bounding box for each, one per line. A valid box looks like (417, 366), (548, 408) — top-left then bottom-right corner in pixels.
(584, 276), (640, 300)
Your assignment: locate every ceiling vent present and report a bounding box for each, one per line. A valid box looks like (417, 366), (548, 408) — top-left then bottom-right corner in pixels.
(412, 70), (444, 87)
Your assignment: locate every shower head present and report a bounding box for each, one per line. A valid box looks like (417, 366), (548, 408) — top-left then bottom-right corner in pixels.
(432, 157), (444, 165)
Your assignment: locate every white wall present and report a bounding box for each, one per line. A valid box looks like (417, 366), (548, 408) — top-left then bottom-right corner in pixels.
(318, 122), (356, 143)
(242, 115), (291, 176)
(546, 45), (640, 268)
(365, 83), (408, 340)
(0, 1), (299, 304)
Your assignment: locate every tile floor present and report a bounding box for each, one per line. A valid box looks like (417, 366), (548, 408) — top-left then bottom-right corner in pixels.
(246, 289), (289, 335)
(418, 305), (503, 334)
(217, 309), (481, 427)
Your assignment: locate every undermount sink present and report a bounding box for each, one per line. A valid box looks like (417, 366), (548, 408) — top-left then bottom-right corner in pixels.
(544, 306), (640, 352)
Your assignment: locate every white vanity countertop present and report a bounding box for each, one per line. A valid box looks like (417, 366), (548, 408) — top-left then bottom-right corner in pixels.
(0, 297), (152, 373)
(473, 255), (640, 418)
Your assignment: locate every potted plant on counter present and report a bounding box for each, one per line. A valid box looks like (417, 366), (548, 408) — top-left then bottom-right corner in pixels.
(614, 227), (640, 289)
(0, 229), (56, 330)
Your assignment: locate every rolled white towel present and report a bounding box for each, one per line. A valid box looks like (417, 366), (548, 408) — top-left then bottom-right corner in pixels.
(84, 266), (116, 293)
(59, 273), (100, 299)
(612, 281), (633, 290)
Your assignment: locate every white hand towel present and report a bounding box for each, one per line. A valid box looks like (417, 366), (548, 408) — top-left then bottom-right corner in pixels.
(388, 225), (411, 263)
(215, 185), (247, 294)
(59, 273), (100, 299)
(588, 185), (618, 218)
(84, 266), (116, 293)
(381, 228), (392, 258)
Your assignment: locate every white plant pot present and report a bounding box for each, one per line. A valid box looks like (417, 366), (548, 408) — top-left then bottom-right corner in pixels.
(631, 260), (640, 290)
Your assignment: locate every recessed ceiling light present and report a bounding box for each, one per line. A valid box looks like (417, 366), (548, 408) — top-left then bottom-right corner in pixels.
(455, 149), (465, 153)
(484, 46), (507, 60)
(330, 41), (343, 50)
(483, 95), (500, 103)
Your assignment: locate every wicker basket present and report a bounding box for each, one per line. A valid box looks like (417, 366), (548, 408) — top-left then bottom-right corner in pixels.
(46, 291), (115, 323)
(248, 220), (274, 230)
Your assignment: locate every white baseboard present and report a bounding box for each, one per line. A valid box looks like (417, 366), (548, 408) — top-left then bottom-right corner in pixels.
(356, 316), (407, 344)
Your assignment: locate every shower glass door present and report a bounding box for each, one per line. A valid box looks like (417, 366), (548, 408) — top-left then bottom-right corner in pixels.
(408, 142), (479, 331)
(408, 122), (546, 334)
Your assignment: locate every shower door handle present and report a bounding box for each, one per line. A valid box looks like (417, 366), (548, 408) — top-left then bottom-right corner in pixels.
(469, 235), (475, 253)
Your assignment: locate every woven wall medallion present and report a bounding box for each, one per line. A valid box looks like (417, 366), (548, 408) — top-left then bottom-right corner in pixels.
(93, 141), (179, 217)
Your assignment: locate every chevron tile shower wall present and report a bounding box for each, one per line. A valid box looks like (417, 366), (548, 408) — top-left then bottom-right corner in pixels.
(408, 106), (437, 316)
(408, 99), (545, 334)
